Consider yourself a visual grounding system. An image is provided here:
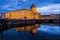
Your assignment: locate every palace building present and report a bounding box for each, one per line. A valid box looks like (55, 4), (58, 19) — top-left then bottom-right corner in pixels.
(1, 4), (40, 20)
(1, 4), (40, 35)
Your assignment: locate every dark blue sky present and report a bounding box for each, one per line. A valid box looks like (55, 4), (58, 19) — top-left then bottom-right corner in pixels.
(0, 0), (60, 15)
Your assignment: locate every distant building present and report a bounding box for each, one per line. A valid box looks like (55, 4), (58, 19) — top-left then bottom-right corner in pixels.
(50, 14), (55, 19)
(38, 13), (41, 19)
(40, 13), (60, 19)
(55, 14), (60, 19)
(0, 14), (2, 19)
(40, 15), (50, 19)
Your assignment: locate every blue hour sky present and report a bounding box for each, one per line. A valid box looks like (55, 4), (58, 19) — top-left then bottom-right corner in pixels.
(0, 0), (60, 15)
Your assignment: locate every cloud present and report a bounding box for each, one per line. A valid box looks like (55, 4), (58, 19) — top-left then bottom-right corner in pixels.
(0, 5), (15, 11)
(0, 0), (60, 14)
(14, 0), (28, 2)
(0, 0), (29, 10)
(22, 0), (28, 2)
(37, 4), (60, 15)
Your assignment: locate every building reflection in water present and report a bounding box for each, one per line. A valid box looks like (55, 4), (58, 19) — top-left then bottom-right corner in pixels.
(1, 23), (60, 40)
(49, 23), (55, 26)
(12, 24), (40, 35)
(0, 24), (40, 38)
(49, 23), (60, 26)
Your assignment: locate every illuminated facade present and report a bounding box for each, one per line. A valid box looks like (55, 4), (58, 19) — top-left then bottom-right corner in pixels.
(50, 14), (55, 19)
(2, 4), (40, 20)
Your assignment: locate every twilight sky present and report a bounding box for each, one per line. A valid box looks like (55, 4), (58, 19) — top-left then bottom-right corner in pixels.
(0, 0), (60, 15)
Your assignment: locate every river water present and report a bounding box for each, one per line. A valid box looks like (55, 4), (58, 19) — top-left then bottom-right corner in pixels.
(0, 23), (60, 40)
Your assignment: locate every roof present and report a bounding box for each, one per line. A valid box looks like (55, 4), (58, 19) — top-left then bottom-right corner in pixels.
(30, 4), (36, 8)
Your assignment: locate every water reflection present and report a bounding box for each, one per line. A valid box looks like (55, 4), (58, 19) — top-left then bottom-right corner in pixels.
(0, 23), (60, 40)
(37, 23), (60, 35)
(12, 24), (40, 35)
(49, 23), (60, 26)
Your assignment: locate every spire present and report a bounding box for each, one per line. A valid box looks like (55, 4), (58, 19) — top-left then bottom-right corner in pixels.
(31, 4), (36, 8)
(30, 4), (37, 13)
